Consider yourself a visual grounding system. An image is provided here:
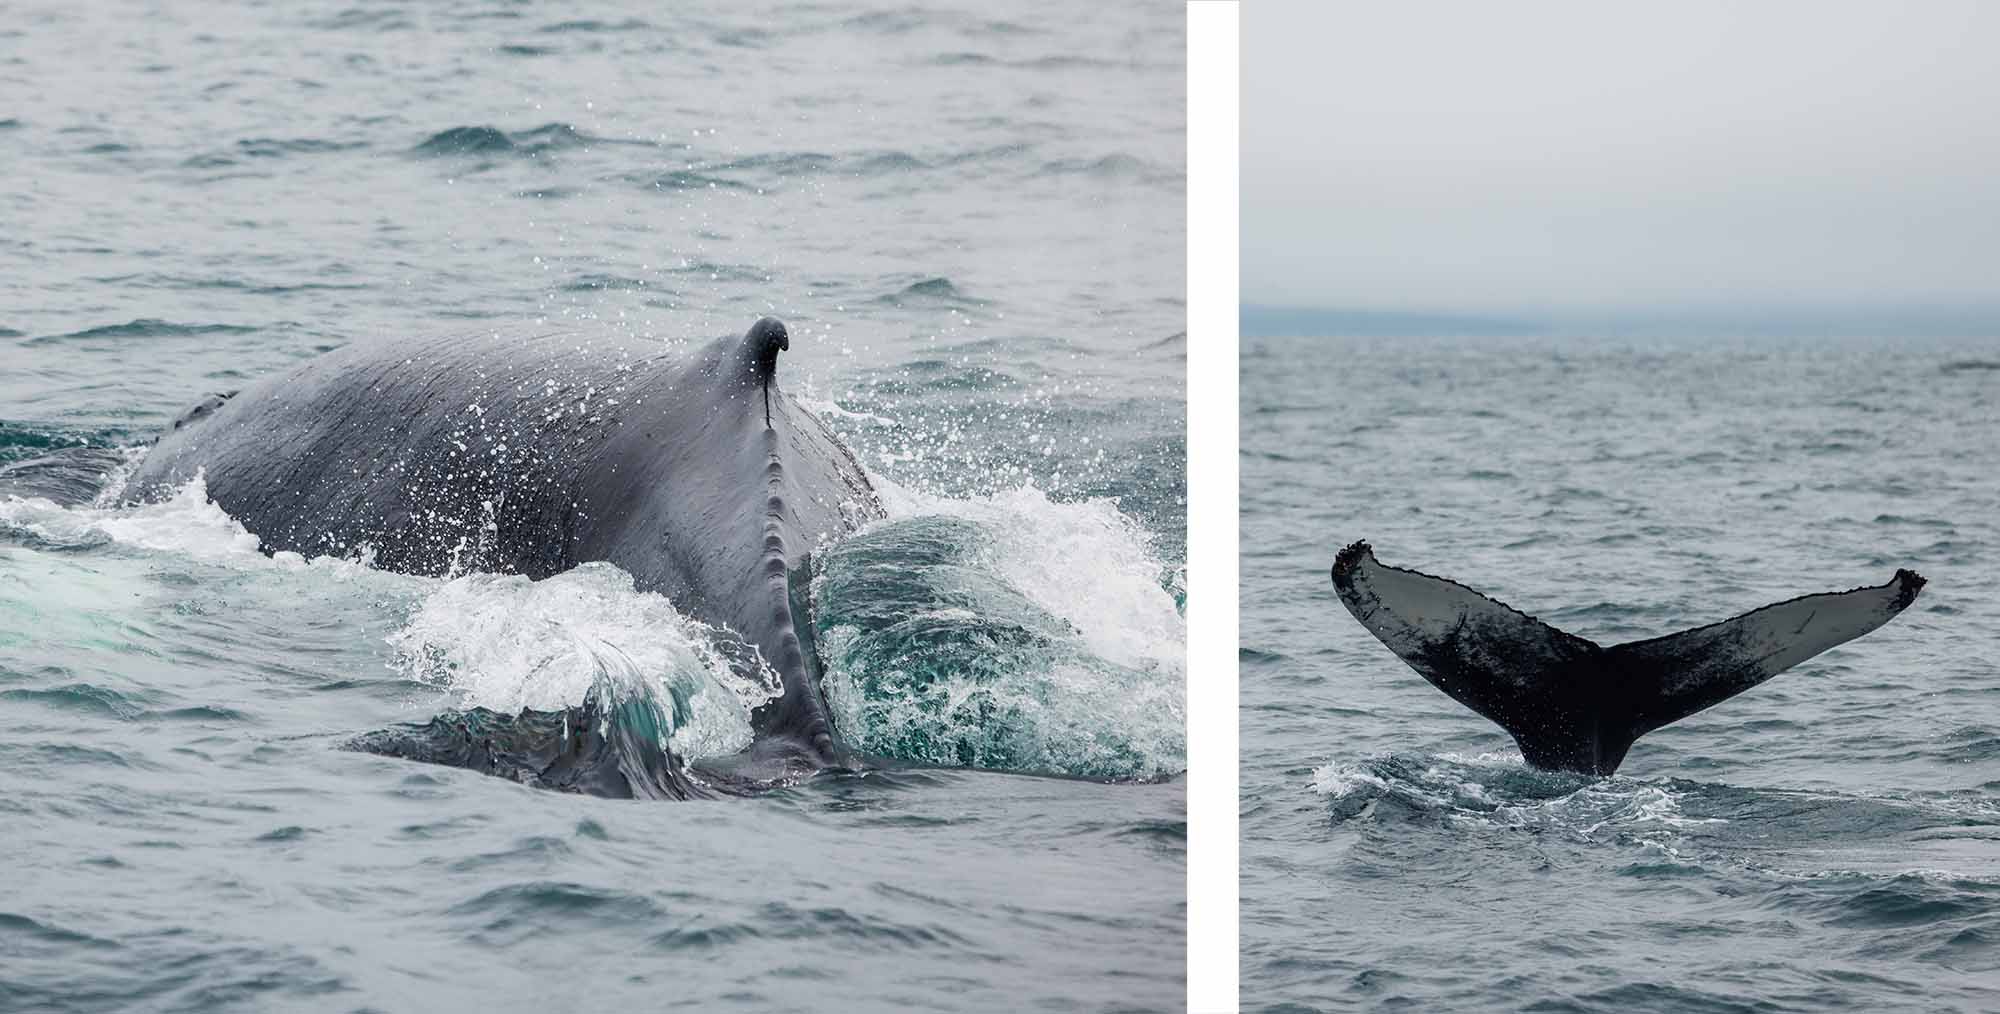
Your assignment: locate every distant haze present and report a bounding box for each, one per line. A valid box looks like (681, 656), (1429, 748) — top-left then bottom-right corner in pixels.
(1244, 0), (2000, 335)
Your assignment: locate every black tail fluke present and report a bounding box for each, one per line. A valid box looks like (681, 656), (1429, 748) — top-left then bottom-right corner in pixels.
(1607, 568), (1926, 738)
(1331, 542), (1924, 775)
(1332, 542), (1619, 772)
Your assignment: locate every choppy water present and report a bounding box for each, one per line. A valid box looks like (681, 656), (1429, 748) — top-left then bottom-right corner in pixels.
(0, 3), (1185, 1011)
(1241, 335), (2000, 1012)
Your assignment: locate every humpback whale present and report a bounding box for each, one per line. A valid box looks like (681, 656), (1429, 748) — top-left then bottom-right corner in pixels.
(124, 318), (884, 796)
(1330, 542), (1925, 775)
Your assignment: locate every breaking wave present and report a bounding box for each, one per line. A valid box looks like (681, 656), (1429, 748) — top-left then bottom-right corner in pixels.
(814, 481), (1185, 781)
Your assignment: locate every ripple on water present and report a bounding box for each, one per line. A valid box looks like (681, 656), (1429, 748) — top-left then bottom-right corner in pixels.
(0, 683), (152, 720)
(2, 5), (1187, 1010)
(752, 901), (975, 950)
(1247, 337), (2000, 1007)
(26, 320), (258, 344)
(410, 122), (591, 158)
(445, 881), (681, 949)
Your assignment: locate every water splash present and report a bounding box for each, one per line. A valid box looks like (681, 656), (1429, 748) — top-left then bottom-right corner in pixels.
(3, 474), (776, 763)
(1312, 751), (1724, 840)
(814, 481), (1184, 780)
(3, 470), (260, 559)
(384, 562), (778, 760)
(877, 479), (1184, 670)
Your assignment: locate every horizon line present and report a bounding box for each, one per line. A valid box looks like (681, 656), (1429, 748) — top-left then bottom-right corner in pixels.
(1240, 302), (2000, 339)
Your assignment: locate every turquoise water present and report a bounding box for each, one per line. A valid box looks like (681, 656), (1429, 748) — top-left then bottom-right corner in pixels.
(0, 3), (1186, 1011)
(1241, 335), (1999, 1012)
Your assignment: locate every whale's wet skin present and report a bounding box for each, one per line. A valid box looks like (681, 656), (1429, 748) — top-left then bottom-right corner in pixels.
(1243, 335), (1998, 1012)
(1331, 541), (1925, 776)
(124, 320), (882, 792)
(0, 2), (1184, 1010)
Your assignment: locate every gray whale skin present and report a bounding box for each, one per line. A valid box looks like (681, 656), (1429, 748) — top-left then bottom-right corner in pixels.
(126, 318), (884, 798)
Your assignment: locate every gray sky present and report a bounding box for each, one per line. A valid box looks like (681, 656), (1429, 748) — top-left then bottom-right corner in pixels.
(1244, 0), (2000, 319)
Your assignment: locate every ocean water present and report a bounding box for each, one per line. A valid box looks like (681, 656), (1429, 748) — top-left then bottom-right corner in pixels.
(1241, 334), (2000, 1012)
(0, 3), (1186, 1011)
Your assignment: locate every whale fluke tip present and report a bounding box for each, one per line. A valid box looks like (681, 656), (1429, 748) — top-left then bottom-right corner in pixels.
(1332, 540), (1373, 582)
(1893, 568), (1927, 609)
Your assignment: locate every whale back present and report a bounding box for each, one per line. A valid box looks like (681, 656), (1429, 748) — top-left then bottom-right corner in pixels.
(565, 334), (881, 758)
(129, 327), (653, 573)
(130, 325), (885, 771)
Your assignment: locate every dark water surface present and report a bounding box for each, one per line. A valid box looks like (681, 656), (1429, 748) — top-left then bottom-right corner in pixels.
(0, 3), (1185, 1011)
(1242, 335), (1999, 1012)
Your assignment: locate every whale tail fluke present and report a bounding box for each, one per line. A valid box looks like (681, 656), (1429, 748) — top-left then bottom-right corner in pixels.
(1331, 542), (1616, 771)
(1607, 567), (1926, 739)
(1331, 542), (1924, 775)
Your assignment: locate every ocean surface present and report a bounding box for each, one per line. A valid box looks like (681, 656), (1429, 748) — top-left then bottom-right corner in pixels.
(1241, 334), (1999, 1012)
(0, 3), (1186, 1011)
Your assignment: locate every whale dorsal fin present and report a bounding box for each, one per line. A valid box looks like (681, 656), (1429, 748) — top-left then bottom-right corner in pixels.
(1607, 568), (1926, 738)
(1331, 542), (1606, 766)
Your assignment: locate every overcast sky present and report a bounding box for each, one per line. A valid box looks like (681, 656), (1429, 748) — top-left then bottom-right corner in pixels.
(1244, 0), (2000, 320)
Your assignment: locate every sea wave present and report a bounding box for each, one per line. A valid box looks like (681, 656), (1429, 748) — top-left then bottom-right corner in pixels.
(814, 480), (1184, 780)
(6, 467), (1180, 783)
(384, 562), (774, 761)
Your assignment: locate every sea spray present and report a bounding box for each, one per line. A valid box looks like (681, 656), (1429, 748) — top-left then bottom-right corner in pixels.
(384, 562), (779, 761)
(814, 482), (1185, 780)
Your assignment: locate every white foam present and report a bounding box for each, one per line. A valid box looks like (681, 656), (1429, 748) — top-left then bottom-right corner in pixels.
(2, 473), (391, 582)
(384, 562), (778, 759)
(823, 476), (1187, 778)
(2, 471), (263, 560)
(0, 493), (110, 550)
(1311, 750), (1725, 842)
(875, 476), (1185, 677)
(1504, 783), (1724, 837)
(1311, 761), (1388, 798)
(4, 475), (771, 760)
(93, 472), (265, 560)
